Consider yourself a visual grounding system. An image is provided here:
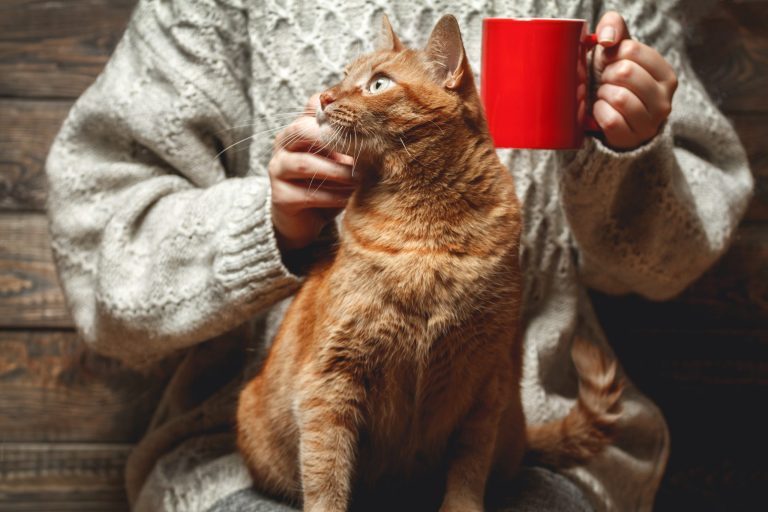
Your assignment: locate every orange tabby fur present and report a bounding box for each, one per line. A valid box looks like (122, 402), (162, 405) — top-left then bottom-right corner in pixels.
(237, 15), (621, 512)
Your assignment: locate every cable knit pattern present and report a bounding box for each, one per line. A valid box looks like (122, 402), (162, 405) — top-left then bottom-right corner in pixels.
(44, 0), (753, 511)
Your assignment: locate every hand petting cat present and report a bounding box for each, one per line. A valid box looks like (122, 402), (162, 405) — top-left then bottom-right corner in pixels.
(591, 11), (678, 150)
(269, 94), (357, 251)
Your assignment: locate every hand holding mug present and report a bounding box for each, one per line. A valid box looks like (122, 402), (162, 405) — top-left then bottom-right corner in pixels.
(591, 11), (678, 150)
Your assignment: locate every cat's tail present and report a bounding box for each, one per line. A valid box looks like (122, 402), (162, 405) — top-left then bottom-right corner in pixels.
(525, 337), (623, 468)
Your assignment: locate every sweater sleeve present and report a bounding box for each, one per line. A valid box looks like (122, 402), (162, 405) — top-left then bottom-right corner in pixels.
(45, 0), (302, 366)
(560, 0), (754, 300)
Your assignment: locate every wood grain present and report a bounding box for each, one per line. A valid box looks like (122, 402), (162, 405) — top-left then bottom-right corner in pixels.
(0, 99), (72, 212)
(0, 443), (130, 512)
(0, 331), (170, 443)
(0, 213), (72, 328)
(0, 0), (136, 99)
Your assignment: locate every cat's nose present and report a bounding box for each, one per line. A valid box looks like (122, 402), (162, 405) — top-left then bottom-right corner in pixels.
(319, 91), (336, 110)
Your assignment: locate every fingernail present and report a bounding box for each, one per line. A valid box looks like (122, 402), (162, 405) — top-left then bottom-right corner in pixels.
(599, 26), (616, 43)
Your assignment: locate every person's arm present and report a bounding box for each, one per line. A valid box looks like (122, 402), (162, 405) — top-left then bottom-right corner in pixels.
(560, 4), (754, 300)
(46, 0), (302, 366)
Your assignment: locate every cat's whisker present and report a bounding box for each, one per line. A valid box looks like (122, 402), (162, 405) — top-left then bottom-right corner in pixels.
(211, 123), (295, 164)
(276, 127), (312, 152)
(276, 130), (302, 152)
(429, 119), (446, 136)
(342, 130), (350, 157)
(353, 128), (363, 178)
(310, 128), (338, 157)
(399, 136), (412, 157)
(310, 126), (340, 194)
(306, 126), (341, 196)
(216, 111), (316, 134)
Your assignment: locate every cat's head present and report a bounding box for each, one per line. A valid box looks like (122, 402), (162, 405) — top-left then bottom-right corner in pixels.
(316, 14), (488, 165)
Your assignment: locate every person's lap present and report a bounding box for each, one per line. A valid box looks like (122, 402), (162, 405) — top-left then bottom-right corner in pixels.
(136, 436), (592, 511)
(205, 467), (593, 512)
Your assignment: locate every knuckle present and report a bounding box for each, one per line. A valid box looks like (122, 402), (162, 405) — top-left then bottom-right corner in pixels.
(668, 74), (679, 93)
(621, 40), (640, 60)
(271, 189), (288, 208)
(616, 61), (633, 81)
(602, 111), (624, 131)
(612, 87), (632, 109)
(659, 100), (672, 117)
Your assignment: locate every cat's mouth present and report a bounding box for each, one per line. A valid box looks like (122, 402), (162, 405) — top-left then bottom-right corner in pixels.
(316, 109), (365, 157)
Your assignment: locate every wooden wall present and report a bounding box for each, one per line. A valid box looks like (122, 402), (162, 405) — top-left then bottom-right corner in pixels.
(0, 1), (765, 510)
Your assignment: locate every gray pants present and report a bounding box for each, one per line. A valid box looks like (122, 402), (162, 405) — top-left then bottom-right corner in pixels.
(136, 435), (593, 512)
(205, 467), (593, 512)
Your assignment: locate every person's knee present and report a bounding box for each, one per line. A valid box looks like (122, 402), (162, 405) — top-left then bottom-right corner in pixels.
(205, 487), (299, 512)
(489, 467), (594, 512)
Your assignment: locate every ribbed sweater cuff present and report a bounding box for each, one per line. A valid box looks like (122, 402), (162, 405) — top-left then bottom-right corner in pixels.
(213, 177), (302, 304)
(564, 121), (673, 186)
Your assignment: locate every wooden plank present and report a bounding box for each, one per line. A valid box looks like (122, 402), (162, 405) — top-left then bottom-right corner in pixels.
(0, 331), (170, 443)
(0, 213), (71, 328)
(0, 99), (72, 211)
(0, 443), (129, 481)
(0, 443), (129, 511)
(687, 1), (768, 114)
(0, 0), (136, 99)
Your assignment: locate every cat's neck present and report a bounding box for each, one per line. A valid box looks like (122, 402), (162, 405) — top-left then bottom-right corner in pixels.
(344, 123), (512, 243)
(361, 127), (501, 203)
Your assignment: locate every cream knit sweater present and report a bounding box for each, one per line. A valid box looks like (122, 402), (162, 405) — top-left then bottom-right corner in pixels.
(45, 0), (753, 511)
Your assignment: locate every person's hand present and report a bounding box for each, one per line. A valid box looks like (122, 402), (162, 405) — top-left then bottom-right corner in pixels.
(269, 95), (356, 251)
(591, 11), (678, 150)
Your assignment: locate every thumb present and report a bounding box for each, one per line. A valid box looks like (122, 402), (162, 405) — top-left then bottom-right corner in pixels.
(593, 11), (630, 74)
(595, 11), (630, 48)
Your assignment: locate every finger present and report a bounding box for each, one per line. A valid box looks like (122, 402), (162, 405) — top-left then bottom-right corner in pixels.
(304, 92), (320, 116)
(600, 59), (668, 118)
(276, 151), (357, 185)
(596, 83), (656, 139)
(328, 151), (355, 166)
(274, 116), (323, 151)
(593, 99), (637, 149)
(595, 11), (630, 48)
(603, 39), (677, 84)
(272, 180), (352, 214)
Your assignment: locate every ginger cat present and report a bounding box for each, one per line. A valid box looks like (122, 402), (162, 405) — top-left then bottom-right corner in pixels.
(237, 15), (622, 512)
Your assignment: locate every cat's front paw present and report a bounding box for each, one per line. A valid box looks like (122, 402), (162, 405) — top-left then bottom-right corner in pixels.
(304, 499), (347, 512)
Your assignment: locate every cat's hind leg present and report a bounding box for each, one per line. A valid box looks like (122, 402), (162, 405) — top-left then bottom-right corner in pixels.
(237, 374), (302, 504)
(439, 374), (509, 512)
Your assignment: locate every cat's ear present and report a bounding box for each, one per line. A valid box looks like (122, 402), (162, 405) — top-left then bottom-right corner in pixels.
(376, 14), (404, 52)
(425, 15), (468, 90)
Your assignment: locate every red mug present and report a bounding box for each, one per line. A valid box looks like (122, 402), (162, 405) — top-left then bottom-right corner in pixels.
(481, 18), (600, 149)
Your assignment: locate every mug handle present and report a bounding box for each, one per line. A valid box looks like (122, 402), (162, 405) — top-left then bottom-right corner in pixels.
(583, 33), (602, 134)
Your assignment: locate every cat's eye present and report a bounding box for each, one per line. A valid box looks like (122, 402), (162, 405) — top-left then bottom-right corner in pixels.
(366, 75), (394, 94)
